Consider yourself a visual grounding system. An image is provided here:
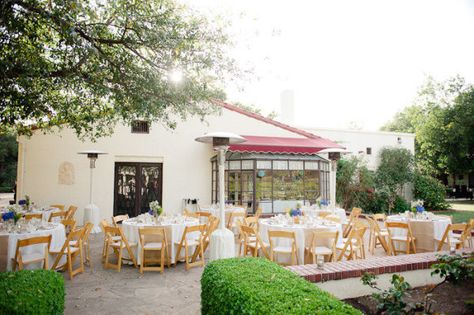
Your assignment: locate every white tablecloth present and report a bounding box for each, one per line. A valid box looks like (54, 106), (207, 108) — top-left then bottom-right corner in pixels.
(122, 218), (200, 265)
(259, 219), (343, 264)
(302, 207), (347, 223)
(84, 204), (101, 233)
(0, 223), (66, 271)
(386, 215), (451, 252)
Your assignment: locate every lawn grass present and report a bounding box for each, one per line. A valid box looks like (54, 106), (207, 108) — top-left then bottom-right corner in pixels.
(434, 210), (474, 223)
(448, 200), (474, 212)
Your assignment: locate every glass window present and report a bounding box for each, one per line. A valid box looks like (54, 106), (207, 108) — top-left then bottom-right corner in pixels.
(273, 160), (288, 170)
(257, 160), (271, 169)
(212, 155), (328, 213)
(305, 161), (319, 170)
(242, 160), (253, 170)
(229, 161), (241, 170)
(289, 161), (304, 170)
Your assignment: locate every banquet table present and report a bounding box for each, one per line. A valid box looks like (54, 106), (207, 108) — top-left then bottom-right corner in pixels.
(386, 214), (452, 252)
(122, 217), (200, 265)
(259, 218), (343, 264)
(0, 222), (66, 271)
(1, 207), (61, 222)
(302, 207), (347, 223)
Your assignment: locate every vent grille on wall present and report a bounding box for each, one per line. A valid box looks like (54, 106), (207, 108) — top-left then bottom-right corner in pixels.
(131, 120), (150, 134)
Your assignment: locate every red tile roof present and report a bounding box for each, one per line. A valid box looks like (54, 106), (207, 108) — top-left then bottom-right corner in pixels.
(213, 100), (343, 148)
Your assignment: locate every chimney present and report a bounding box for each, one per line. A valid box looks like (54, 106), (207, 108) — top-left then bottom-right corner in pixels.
(280, 89), (295, 124)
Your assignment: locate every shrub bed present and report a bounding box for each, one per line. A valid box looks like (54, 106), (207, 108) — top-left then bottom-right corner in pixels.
(201, 257), (361, 314)
(0, 270), (65, 315)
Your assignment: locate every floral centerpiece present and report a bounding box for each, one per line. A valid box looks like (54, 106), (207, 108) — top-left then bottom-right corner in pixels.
(411, 199), (425, 213)
(148, 201), (163, 218)
(2, 205), (22, 223)
(289, 203), (302, 217)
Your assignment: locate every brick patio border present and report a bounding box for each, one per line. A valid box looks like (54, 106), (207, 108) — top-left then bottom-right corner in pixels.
(286, 249), (473, 283)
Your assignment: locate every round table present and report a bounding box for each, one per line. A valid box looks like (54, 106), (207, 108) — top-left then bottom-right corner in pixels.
(0, 222), (66, 271)
(386, 215), (452, 252)
(258, 218), (343, 264)
(122, 217), (200, 265)
(302, 207), (347, 223)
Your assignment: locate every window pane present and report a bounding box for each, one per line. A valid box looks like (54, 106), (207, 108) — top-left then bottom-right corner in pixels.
(257, 160), (271, 169)
(273, 160), (288, 170)
(305, 161), (319, 170)
(229, 161), (240, 170)
(289, 161), (304, 170)
(242, 160), (253, 170)
(241, 171), (254, 192)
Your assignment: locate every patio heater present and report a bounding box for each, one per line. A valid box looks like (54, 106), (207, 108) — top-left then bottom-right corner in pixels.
(78, 150), (107, 233)
(317, 148), (350, 209)
(195, 132), (246, 260)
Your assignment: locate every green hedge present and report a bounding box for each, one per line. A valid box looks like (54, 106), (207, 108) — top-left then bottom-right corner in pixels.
(201, 257), (361, 314)
(0, 270), (65, 315)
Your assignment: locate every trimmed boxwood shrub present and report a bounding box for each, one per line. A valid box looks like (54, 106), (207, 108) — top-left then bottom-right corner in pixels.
(0, 270), (65, 315)
(201, 257), (361, 314)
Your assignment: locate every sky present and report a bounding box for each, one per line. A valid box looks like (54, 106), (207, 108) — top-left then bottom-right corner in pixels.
(183, 0), (474, 130)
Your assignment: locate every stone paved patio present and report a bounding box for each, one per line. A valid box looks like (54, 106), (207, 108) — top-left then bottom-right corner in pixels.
(64, 233), (203, 315)
(63, 218), (388, 314)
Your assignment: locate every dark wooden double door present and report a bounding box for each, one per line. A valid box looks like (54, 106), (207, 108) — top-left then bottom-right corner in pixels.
(113, 162), (163, 217)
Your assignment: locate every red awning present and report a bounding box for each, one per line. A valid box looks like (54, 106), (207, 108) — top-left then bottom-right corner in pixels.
(228, 135), (343, 155)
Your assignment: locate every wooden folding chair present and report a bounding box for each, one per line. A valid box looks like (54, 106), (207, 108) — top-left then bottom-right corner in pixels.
(138, 227), (170, 274)
(82, 223), (94, 267)
(244, 216), (259, 230)
(65, 205), (78, 220)
(337, 221), (367, 260)
(325, 214), (341, 224)
(24, 213), (43, 221)
(12, 235), (52, 271)
(174, 224), (206, 270)
(112, 214), (129, 227)
(227, 212), (246, 231)
(103, 226), (137, 272)
(366, 216), (389, 254)
(51, 228), (85, 280)
(343, 207), (362, 237)
(240, 225), (269, 259)
(385, 221), (416, 255)
(254, 207), (263, 217)
(191, 216), (219, 263)
(49, 211), (67, 222)
(184, 208), (199, 219)
(437, 223), (469, 251)
(50, 204), (65, 211)
(268, 230), (298, 266)
(61, 219), (76, 236)
(305, 230), (339, 263)
(373, 213), (387, 222)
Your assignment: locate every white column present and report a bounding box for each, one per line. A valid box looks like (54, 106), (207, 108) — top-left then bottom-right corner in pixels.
(209, 146), (235, 261)
(218, 147), (226, 230)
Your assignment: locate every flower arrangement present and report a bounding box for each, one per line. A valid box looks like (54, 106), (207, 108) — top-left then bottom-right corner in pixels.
(2, 206), (22, 223)
(411, 199), (425, 213)
(148, 201), (163, 218)
(320, 199), (330, 207)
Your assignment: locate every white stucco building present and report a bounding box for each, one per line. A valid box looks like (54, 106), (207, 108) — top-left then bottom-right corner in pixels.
(302, 128), (415, 171)
(16, 102), (342, 224)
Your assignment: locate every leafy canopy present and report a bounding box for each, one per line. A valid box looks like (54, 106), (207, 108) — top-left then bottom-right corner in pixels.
(0, 0), (235, 139)
(381, 76), (474, 176)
